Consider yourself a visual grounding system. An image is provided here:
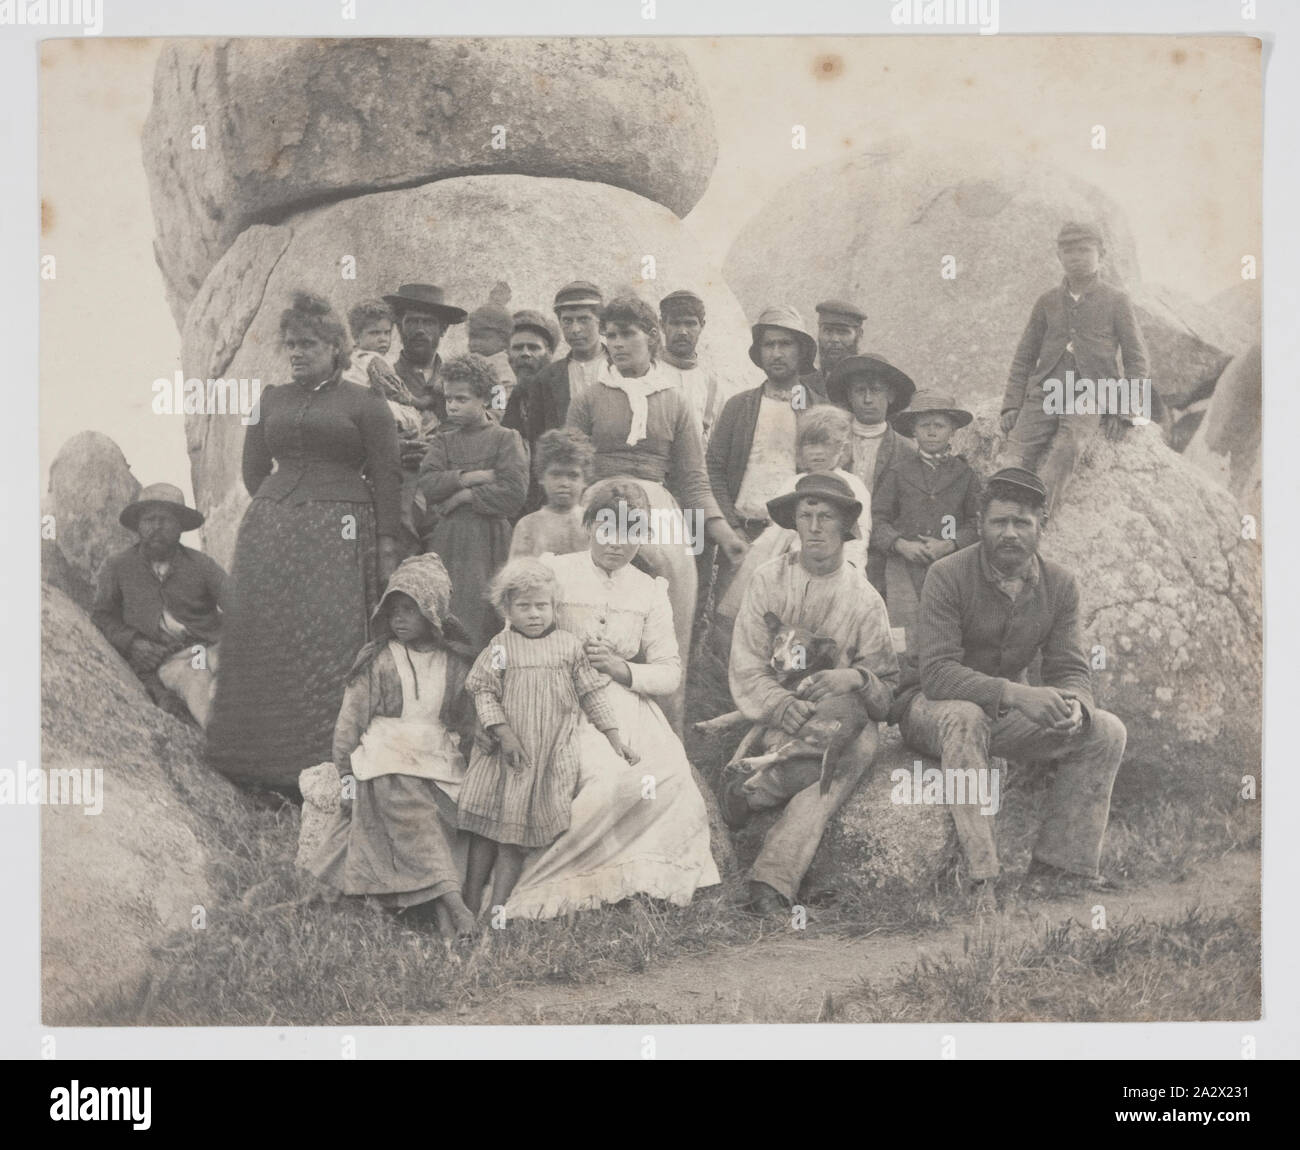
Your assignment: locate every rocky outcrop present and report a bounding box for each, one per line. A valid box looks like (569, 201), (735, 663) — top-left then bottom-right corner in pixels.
(1184, 344), (1262, 522)
(145, 38), (718, 323)
(45, 431), (140, 596)
(41, 584), (249, 1024)
(183, 175), (756, 567)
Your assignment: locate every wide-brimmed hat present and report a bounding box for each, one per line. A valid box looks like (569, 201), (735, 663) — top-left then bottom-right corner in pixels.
(119, 483), (204, 532)
(382, 283), (468, 324)
(766, 473), (863, 538)
(824, 353), (917, 415)
(891, 390), (974, 437)
(748, 305), (818, 374)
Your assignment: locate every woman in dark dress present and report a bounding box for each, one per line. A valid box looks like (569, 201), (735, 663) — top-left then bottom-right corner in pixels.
(206, 292), (402, 790)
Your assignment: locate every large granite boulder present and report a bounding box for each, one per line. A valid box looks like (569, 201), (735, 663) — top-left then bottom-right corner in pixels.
(952, 398), (1261, 769)
(41, 585), (250, 1024)
(1183, 344), (1262, 522)
(145, 38), (718, 324)
(46, 431), (140, 596)
(181, 174), (757, 567)
(723, 138), (1140, 409)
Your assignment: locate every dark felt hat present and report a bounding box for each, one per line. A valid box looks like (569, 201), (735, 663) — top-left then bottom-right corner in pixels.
(119, 482), (204, 533)
(985, 467), (1049, 505)
(382, 283), (468, 324)
(815, 299), (867, 326)
(748, 304), (819, 374)
(766, 472), (863, 538)
(659, 289), (706, 320)
(891, 390), (974, 437)
(824, 353), (917, 414)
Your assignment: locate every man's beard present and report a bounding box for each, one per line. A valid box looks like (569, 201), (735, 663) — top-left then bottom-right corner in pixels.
(403, 338), (436, 367)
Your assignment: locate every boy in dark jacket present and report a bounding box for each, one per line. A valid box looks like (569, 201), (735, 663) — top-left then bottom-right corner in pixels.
(871, 392), (980, 638)
(1000, 221), (1149, 520)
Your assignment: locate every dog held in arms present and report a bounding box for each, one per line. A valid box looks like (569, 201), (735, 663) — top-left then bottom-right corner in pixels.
(696, 614), (871, 802)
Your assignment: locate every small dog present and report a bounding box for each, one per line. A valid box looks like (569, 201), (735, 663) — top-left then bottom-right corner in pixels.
(709, 614), (872, 796)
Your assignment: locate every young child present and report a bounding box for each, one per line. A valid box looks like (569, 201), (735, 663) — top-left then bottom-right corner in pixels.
(459, 559), (638, 914)
(871, 392), (981, 639)
(1001, 220), (1149, 520)
(467, 295), (518, 411)
(417, 354), (530, 649)
(715, 405), (872, 621)
(508, 428), (593, 560)
(304, 553), (479, 941)
(344, 298), (426, 437)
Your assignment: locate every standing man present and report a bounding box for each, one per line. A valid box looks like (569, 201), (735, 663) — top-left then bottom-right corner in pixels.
(659, 289), (723, 444)
(92, 483), (225, 727)
(507, 309), (558, 394)
(724, 473), (898, 915)
(823, 353), (917, 595)
(503, 281), (607, 509)
(893, 468), (1127, 904)
(802, 298), (867, 397)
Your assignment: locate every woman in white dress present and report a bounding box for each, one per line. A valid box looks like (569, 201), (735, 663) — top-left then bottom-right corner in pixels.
(503, 478), (722, 920)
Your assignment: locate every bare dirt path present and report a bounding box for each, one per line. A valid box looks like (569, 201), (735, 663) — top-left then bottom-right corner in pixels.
(446, 852), (1260, 1025)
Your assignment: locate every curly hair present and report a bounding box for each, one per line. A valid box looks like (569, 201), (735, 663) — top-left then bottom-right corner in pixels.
(279, 291), (350, 364)
(439, 352), (500, 401)
(600, 295), (661, 358)
(796, 404), (852, 450)
(535, 427), (596, 481)
(488, 558), (558, 615)
(581, 477), (650, 527)
(347, 298), (394, 338)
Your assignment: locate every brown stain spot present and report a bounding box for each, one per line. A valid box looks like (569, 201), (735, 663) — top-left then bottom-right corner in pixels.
(1172, 49), (1188, 65)
(41, 199), (53, 236)
(842, 137), (854, 149)
(964, 76), (975, 87)
(813, 54), (844, 80)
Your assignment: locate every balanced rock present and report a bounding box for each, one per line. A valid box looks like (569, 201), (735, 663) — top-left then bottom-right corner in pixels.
(41, 585), (249, 1024)
(951, 397), (1261, 770)
(145, 38), (718, 324)
(1131, 283), (1234, 410)
(181, 174), (756, 568)
(46, 431), (140, 596)
(724, 138), (1141, 409)
(1184, 344), (1262, 522)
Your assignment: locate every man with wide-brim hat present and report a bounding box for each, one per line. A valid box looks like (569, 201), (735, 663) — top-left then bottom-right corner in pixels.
(822, 354), (918, 595)
(379, 283), (467, 425)
(92, 483), (226, 727)
(724, 471), (898, 916)
(889, 465), (1128, 908)
(705, 306), (826, 653)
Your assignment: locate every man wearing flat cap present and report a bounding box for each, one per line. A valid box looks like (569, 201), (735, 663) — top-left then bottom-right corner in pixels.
(891, 467), (1128, 905)
(659, 289), (725, 444)
(507, 309), (558, 395)
(1000, 221), (1149, 520)
(503, 280), (609, 510)
(707, 305), (824, 643)
(92, 483), (226, 727)
(726, 472), (898, 915)
(801, 298), (867, 396)
(823, 352), (919, 595)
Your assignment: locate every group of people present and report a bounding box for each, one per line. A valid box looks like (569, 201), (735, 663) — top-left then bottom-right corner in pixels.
(91, 218), (1147, 929)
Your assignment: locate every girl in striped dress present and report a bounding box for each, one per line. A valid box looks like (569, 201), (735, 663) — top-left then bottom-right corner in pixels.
(459, 559), (638, 915)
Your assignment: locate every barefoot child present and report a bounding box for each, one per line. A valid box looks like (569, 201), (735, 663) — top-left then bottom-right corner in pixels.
(508, 428), (594, 559)
(459, 559), (638, 915)
(417, 354), (529, 648)
(305, 553), (478, 940)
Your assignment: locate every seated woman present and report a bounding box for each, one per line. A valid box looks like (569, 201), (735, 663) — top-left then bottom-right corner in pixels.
(565, 295), (746, 733)
(503, 478), (722, 921)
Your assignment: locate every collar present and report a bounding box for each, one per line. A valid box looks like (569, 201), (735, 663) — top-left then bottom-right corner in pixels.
(509, 622), (558, 640)
(661, 347), (699, 371)
(978, 545), (1041, 590)
(587, 553), (626, 583)
(919, 446), (953, 466)
(397, 351), (440, 379)
(136, 541), (189, 565)
(852, 419), (888, 440)
(1060, 274), (1101, 300)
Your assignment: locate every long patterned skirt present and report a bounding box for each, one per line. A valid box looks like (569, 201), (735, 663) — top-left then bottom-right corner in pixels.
(206, 498), (379, 790)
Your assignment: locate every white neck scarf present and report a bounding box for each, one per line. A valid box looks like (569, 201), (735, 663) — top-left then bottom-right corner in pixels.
(600, 360), (679, 446)
(852, 419), (888, 440)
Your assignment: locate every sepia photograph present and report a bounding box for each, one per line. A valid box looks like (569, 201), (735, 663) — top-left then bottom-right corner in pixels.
(34, 25), (1264, 1037)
